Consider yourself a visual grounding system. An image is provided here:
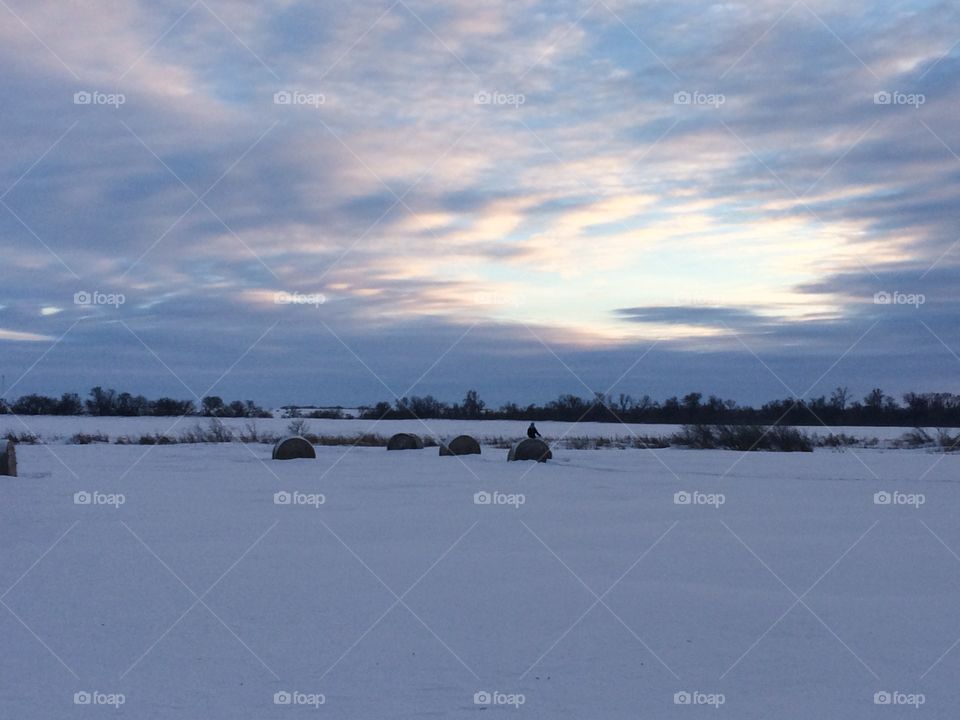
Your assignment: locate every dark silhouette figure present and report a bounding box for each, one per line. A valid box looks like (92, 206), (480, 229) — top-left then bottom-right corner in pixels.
(527, 422), (541, 439)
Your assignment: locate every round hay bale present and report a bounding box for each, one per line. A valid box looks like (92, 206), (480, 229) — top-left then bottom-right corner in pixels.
(272, 435), (316, 460)
(439, 435), (481, 456)
(507, 438), (552, 462)
(387, 433), (424, 451)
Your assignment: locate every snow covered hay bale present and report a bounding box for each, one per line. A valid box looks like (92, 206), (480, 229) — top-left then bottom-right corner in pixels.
(0, 441), (16, 476)
(507, 438), (552, 462)
(272, 436), (316, 460)
(387, 433), (424, 451)
(439, 435), (481, 456)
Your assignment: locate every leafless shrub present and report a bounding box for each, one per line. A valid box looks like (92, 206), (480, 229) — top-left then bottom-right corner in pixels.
(894, 428), (935, 449)
(69, 432), (110, 444)
(4, 431), (40, 444)
(287, 418), (310, 437)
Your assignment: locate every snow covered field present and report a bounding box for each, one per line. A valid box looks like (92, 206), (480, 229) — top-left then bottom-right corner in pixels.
(2, 440), (960, 718)
(0, 414), (929, 445)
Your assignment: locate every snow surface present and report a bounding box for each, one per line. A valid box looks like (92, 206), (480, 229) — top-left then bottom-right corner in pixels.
(2, 438), (960, 718)
(1, 414), (927, 444)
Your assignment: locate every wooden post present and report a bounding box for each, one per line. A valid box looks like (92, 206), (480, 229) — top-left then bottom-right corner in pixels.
(0, 440), (16, 477)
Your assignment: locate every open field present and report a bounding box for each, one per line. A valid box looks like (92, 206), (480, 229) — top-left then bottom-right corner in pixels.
(0, 415), (941, 447)
(2, 438), (959, 718)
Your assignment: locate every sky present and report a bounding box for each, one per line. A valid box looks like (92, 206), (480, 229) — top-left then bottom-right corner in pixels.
(1, 0), (959, 408)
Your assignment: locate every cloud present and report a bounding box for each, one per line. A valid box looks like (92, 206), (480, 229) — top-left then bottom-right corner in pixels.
(1, 0), (959, 403)
(616, 305), (774, 328)
(0, 328), (55, 342)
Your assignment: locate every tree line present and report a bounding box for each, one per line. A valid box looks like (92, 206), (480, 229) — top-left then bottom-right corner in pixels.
(358, 387), (960, 427)
(3, 386), (960, 427)
(0, 387), (270, 418)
